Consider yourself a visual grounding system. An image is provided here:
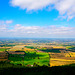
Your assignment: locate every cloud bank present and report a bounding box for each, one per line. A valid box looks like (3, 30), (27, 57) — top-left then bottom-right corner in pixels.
(0, 21), (75, 38)
(10, 0), (75, 20)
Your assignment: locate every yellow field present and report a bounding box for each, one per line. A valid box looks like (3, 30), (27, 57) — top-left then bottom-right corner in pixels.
(50, 51), (75, 67)
(50, 58), (75, 67)
(23, 48), (35, 51)
(0, 47), (11, 49)
(51, 58), (75, 62)
(52, 46), (65, 49)
(8, 45), (36, 51)
(9, 45), (27, 51)
(69, 52), (75, 57)
(65, 52), (75, 57)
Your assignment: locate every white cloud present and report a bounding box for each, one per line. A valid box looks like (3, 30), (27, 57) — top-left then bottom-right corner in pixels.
(55, 0), (75, 20)
(10, 0), (75, 20)
(0, 21), (7, 30)
(0, 20), (75, 38)
(10, 0), (56, 11)
(0, 23), (75, 38)
(0, 20), (13, 25)
(0, 20), (13, 32)
(6, 20), (13, 24)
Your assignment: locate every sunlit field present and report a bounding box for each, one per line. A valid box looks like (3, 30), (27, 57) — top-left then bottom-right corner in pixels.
(0, 42), (75, 67)
(9, 51), (49, 66)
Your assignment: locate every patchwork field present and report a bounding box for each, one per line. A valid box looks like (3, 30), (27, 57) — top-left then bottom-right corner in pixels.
(50, 51), (75, 67)
(0, 51), (8, 61)
(0, 44), (75, 67)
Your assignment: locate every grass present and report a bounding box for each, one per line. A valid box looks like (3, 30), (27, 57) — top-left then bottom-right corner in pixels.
(66, 46), (75, 52)
(0, 44), (15, 47)
(8, 52), (49, 66)
(25, 46), (35, 49)
(10, 58), (49, 66)
(66, 46), (75, 49)
(39, 49), (61, 53)
(0, 49), (6, 51)
(0, 48), (10, 51)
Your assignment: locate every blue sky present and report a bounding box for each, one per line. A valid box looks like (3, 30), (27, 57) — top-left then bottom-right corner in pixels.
(0, 0), (75, 38)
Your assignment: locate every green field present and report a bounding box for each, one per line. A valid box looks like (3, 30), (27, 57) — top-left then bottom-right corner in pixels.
(9, 52), (49, 66)
(0, 48), (10, 51)
(25, 46), (35, 49)
(0, 49), (6, 51)
(0, 44), (15, 47)
(39, 49), (61, 53)
(66, 46), (75, 52)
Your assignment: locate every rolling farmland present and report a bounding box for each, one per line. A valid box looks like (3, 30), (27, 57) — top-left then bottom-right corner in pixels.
(0, 39), (75, 67)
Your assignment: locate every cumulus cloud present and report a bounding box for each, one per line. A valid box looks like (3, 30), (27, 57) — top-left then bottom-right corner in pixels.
(0, 23), (75, 38)
(10, 0), (55, 10)
(10, 0), (75, 20)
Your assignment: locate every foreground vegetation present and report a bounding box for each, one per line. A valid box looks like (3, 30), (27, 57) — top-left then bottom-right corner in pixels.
(0, 61), (75, 75)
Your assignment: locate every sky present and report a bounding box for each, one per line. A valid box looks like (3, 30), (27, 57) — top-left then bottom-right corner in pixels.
(0, 0), (75, 38)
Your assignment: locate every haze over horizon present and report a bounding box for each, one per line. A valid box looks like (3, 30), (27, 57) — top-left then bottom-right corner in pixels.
(0, 0), (75, 38)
